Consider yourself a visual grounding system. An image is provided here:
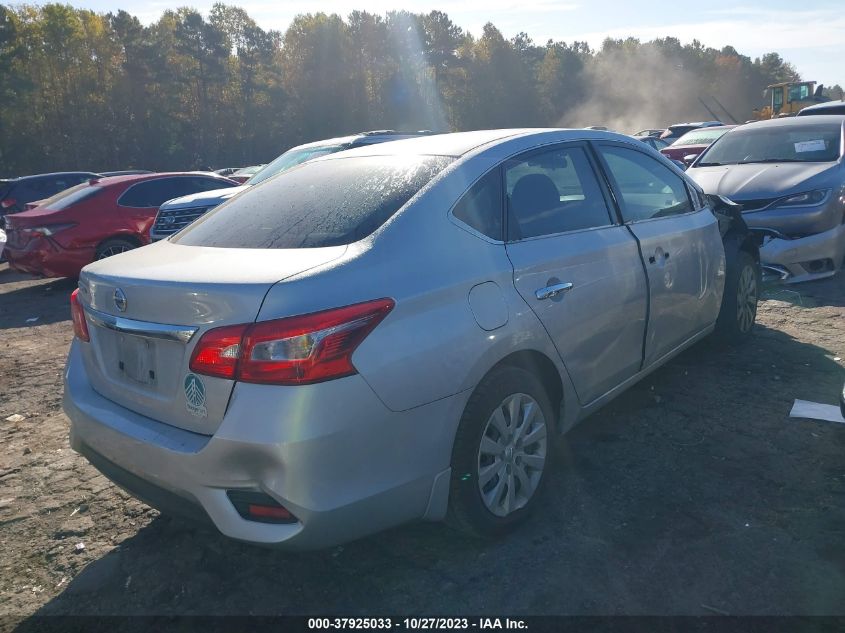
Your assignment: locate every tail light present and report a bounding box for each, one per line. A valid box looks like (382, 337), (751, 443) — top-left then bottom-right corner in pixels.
(1, 198), (16, 210)
(70, 289), (90, 342)
(189, 298), (394, 385)
(21, 224), (76, 239)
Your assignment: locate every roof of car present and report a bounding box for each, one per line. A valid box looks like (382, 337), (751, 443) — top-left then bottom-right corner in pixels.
(743, 114), (845, 129)
(93, 172), (233, 186)
(318, 128), (648, 159)
(799, 101), (845, 115)
(4, 171), (100, 182)
(289, 130), (436, 152)
(667, 121), (723, 129)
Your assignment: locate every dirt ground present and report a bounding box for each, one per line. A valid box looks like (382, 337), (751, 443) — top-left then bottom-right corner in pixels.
(1, 262), (844, 625)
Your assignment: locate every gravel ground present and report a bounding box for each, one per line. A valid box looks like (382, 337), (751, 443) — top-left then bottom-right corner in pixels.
(1, 262), (843, 624)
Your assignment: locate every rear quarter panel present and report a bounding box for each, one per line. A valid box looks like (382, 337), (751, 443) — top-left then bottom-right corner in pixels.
(256, 152), (574, 414)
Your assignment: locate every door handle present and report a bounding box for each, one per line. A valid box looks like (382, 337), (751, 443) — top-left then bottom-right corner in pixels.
(648, 250), (670, 264)
(535, 282), (573, 300)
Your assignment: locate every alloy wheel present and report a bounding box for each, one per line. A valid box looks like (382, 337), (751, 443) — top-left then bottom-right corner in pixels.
(477, 392), (547, 517)
(97, 244), (130, 259)
(736, 264), (757, 333)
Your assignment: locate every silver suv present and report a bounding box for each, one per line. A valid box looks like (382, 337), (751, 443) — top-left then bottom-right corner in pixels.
(149, 131), (433, 241)
(65, 129), (759, 549)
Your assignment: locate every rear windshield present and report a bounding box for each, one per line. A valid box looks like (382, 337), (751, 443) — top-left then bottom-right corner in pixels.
(699, 122), (842, 165)
(174, 155), (453, 249)
(42, 183), (103, 210)
(672, 128), (729, 146)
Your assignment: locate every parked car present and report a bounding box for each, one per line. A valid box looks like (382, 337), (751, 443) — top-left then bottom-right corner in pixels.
(634, 135), (670, 151)
(150, 130), (436, 241)
(4, 172), (237, 278)
(634, 129), (665, 138)
(228, 164), (266, 184)
(660, 121), (723, 143)
(214, 167), (241, 177)
(0, 172), (101, 216)
(687, 115), (845, 283)
(98, 170), (154, 177)
(798, 101), (845, 116)
(660, 126), (736, 166)
(64, 129), (759, 549)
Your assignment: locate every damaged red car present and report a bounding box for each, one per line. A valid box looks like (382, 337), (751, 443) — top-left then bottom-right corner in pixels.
(4, 172), (237, 278)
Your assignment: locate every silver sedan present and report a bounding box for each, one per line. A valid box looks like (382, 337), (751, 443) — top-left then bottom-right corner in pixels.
(63, 129), (759, 548)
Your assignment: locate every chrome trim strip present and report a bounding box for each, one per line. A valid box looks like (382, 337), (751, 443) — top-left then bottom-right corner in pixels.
(84, 306), (198, 343)
(535, 282), (574, 300)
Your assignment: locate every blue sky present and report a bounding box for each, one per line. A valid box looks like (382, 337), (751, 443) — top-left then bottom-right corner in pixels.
(68, 0), (843, 88)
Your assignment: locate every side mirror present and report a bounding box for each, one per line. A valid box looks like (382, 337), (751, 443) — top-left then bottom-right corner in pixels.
(683, 154), (699, 165)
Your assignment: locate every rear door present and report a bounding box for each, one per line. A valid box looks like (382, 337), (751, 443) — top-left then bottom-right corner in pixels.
(504, 142), (648, 405)
(594, 143), (723, 366)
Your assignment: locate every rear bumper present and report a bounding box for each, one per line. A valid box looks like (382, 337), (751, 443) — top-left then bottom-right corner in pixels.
(5, 238), (93, 278)
(63, 340), (465, 549)
(758, 223), (845, 284)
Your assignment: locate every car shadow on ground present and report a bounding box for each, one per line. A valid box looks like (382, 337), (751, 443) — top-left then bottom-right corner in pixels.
(0, 268), (75, 329)
(13, 323), (845, 620)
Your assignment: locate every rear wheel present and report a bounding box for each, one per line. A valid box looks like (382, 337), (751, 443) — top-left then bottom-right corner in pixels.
(95, 238), (137, 261)
(715, 247), (759, 342)
(447, 366), (555, 537)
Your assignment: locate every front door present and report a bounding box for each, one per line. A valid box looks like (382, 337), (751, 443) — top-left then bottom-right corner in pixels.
(504, 143), (648, 405)
(594, 143), (723, 366)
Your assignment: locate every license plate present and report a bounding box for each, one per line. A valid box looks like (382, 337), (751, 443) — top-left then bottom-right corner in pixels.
(117, 334), (156, 385)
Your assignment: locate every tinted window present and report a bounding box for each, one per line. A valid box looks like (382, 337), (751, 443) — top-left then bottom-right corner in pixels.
(188, 176), (237, 193)
(698, 122), (842, 165)
(43, 183), (104, 210)
(175, 155), (452, 249)
(452, 170), (503, 240)
(120, 177), (226, 208)
(504, 145), (612, 240)
(600, 146), (692, 221)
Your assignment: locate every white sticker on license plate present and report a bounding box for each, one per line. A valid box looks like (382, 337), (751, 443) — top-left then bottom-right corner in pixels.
(117, 334), (155, 385)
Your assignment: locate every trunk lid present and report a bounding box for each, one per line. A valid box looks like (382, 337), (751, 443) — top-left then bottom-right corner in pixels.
(77, 240), (347, 435)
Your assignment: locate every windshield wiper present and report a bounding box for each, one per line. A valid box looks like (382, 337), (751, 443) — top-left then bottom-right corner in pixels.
(736, 158), (805, 164)
(695, 161), (726, 166)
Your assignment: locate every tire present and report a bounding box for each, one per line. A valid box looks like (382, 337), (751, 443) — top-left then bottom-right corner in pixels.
(715, 244), (759, 342)
(95, 238), (137, 261)
(447, 365), (556, 538)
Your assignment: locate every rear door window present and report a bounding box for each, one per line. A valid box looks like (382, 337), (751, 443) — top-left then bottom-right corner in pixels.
(175, 155), (452, 248)
(504, 145), (614, 241)
(120, 178), (191, 208)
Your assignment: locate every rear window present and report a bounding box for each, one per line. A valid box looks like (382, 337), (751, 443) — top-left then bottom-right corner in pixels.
(672, 128), (729, 146)
(175, 155), (452, 249)
(43, 183), (103, 210)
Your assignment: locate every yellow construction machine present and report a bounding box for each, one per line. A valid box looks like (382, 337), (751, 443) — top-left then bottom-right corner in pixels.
(753, 81), (828, 119)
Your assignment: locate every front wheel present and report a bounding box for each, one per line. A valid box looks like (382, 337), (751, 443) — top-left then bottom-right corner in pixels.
(715, 248), (759, 342)
(447, 366), (555, 537)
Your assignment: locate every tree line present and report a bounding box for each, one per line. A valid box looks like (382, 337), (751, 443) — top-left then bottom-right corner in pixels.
(0, 3), (841, 175)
